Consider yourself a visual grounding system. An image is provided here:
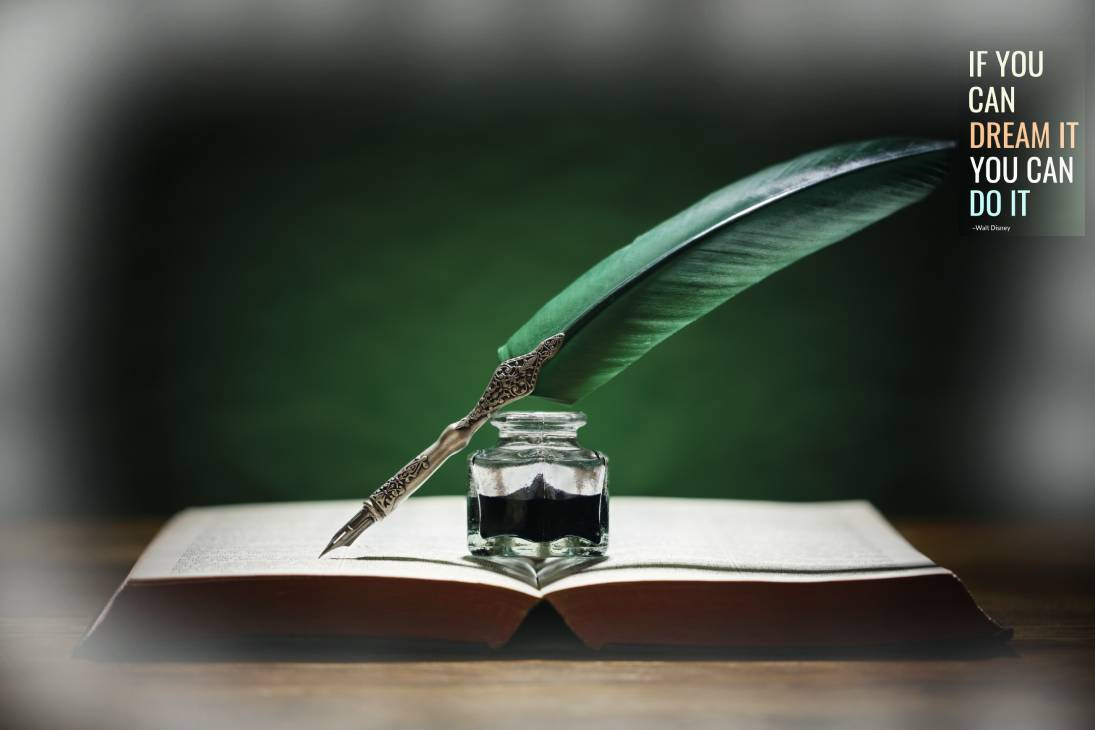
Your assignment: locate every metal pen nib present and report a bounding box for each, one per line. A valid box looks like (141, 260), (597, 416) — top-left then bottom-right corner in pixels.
(317, 334), (565, 558)
(318, 506), (377, 558)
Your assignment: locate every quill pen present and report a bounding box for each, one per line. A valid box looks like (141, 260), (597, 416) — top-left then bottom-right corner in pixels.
(321, 137), (953, 555)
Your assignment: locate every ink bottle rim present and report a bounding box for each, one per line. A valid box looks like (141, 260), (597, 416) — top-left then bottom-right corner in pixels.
(490, 411), (586, 441)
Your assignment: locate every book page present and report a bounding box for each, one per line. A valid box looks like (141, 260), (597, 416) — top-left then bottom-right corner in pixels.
(539, 498), (939, 591)
(128, 498), (539, 596)
(127, 497), (935, 597)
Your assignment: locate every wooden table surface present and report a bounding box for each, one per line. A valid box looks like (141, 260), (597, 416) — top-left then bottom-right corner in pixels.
(1, 518), (1093, 730)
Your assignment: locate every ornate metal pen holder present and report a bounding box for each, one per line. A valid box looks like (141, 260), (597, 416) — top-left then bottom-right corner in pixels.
(321, 335), (565, 556)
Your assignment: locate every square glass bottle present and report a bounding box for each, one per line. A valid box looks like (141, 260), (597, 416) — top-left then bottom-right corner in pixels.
(467, 411), (608, 558)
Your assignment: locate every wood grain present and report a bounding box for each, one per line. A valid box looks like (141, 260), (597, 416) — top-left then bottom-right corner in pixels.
(1, 517), (1093, 730)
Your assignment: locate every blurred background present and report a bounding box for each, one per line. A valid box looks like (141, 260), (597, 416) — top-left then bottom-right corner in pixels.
(0, 0), (1092, 520)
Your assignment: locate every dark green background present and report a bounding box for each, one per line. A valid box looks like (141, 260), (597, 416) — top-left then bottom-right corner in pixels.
(80, 75), (998, 516)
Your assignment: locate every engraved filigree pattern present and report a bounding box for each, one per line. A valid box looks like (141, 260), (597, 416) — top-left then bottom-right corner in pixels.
(456, 333), (565, 430)
(370, 454), (431, 514)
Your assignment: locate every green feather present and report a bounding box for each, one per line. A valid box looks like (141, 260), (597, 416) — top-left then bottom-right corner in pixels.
(499, 137), (954, 403)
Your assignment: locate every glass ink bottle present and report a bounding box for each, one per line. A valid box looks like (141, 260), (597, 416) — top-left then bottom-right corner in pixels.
(467, 411), (608, 558)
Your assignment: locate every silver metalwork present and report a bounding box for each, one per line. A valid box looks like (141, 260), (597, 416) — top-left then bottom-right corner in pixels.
(319, 333), (566, 557)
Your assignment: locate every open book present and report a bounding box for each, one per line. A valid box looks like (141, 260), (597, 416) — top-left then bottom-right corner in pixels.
(82, 497), (1006, 651)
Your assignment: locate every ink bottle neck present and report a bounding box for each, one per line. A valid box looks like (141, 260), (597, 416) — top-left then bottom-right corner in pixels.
(491, 411), (585, 447)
